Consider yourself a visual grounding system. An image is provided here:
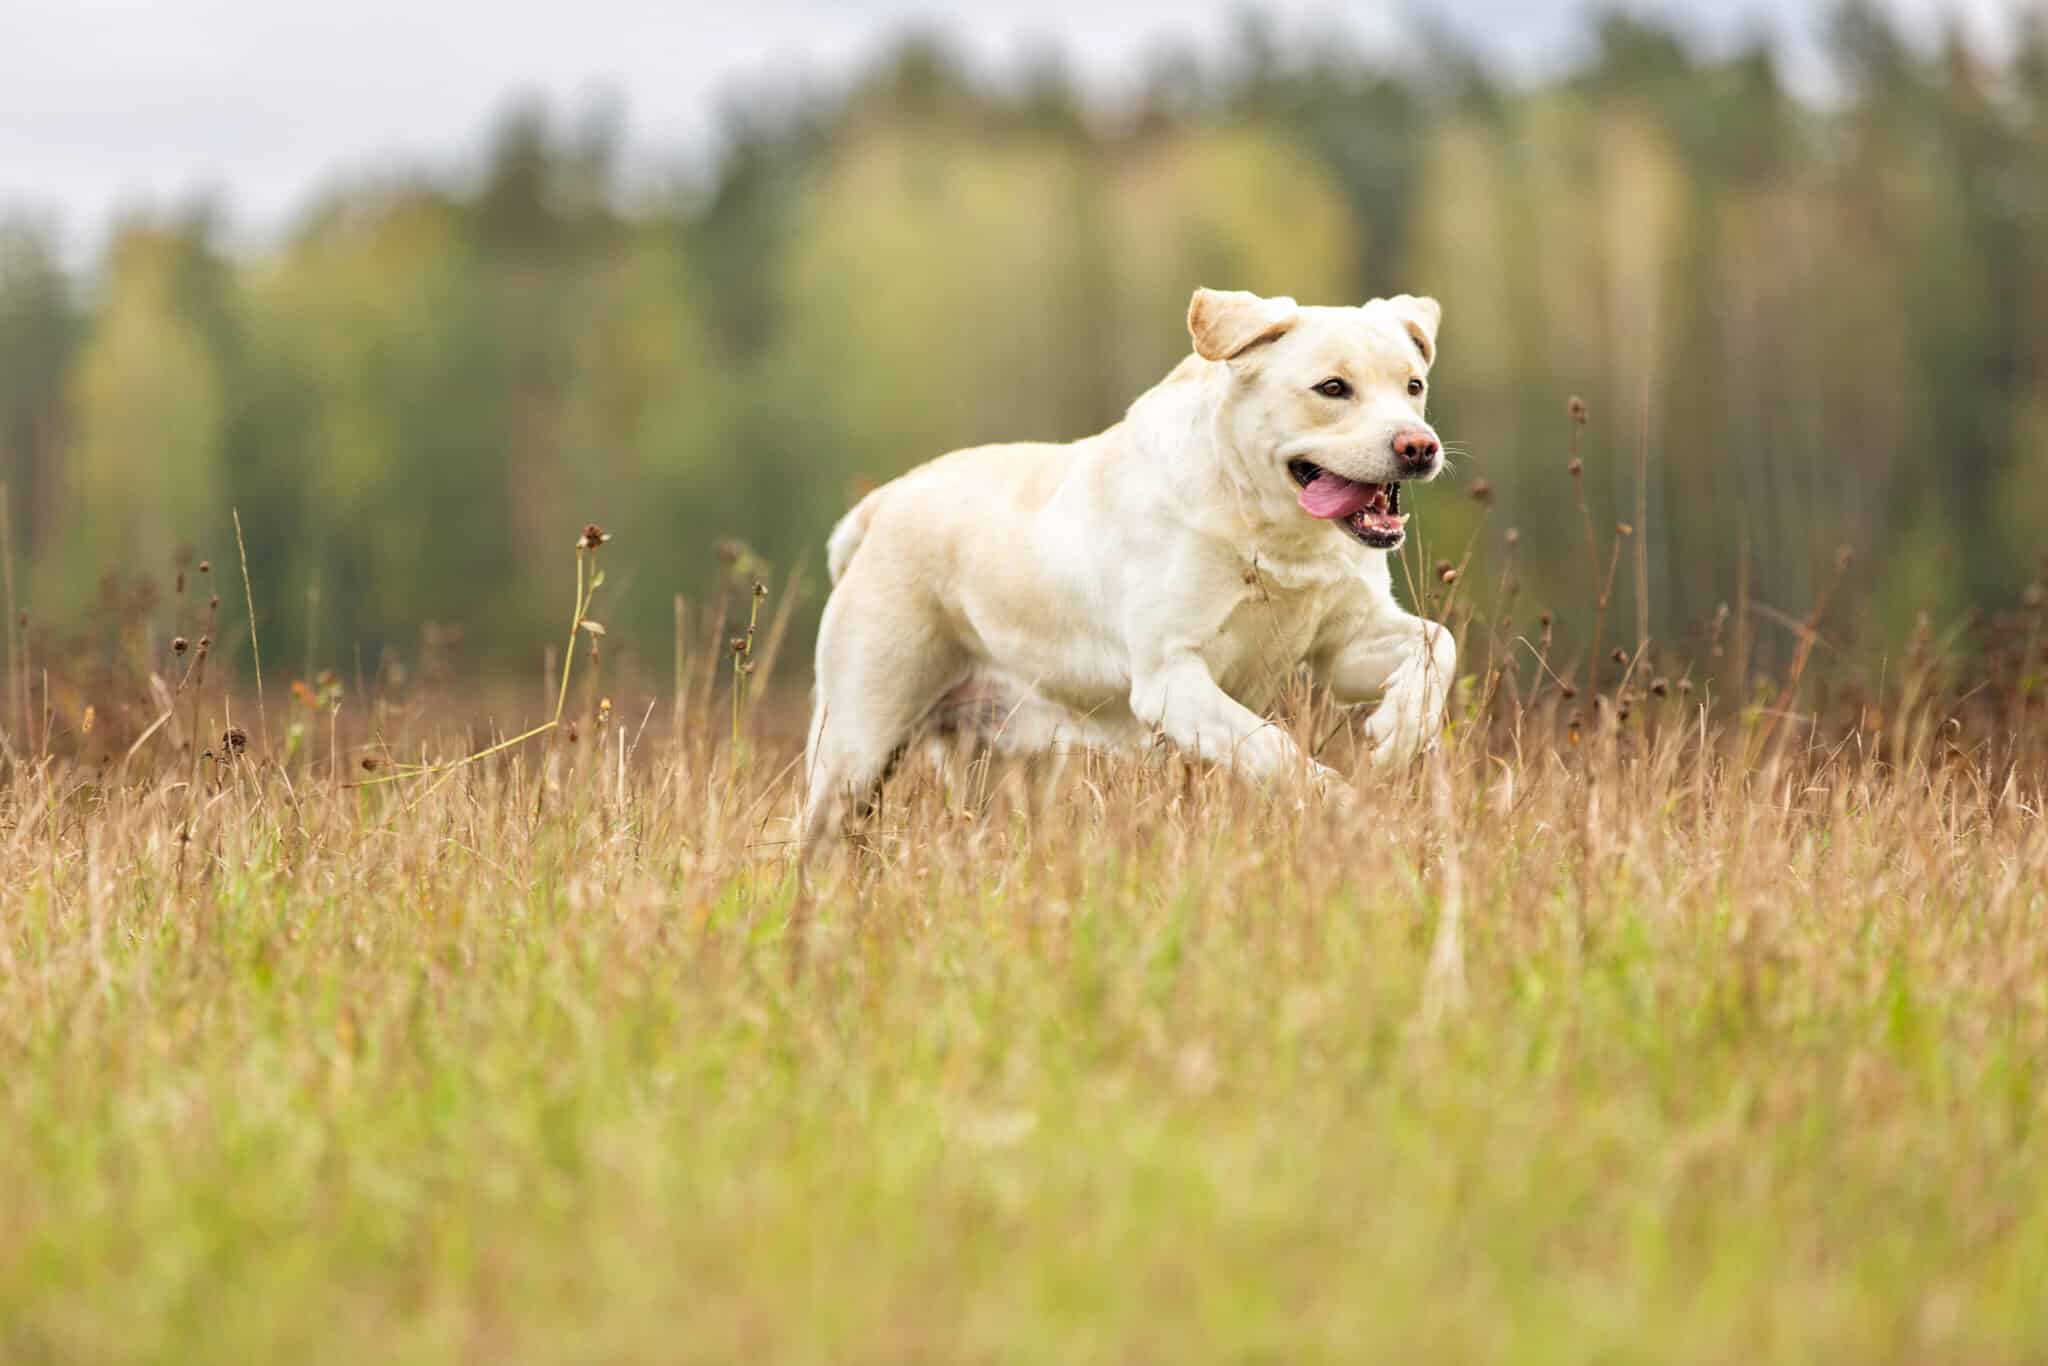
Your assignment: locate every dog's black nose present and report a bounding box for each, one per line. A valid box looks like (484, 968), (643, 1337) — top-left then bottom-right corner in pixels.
(1393, 430), (1440, 472)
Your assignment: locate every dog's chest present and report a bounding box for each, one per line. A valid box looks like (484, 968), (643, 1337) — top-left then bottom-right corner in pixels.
(1206, 574), (1338, 703)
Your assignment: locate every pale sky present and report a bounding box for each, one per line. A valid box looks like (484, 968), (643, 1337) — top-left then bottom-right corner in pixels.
(0, 0), (2020, 262)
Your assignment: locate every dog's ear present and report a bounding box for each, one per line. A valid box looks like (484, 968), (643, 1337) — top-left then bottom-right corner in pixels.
(1188, 288), (1300, 362)
(1386, 294), (1442, 368)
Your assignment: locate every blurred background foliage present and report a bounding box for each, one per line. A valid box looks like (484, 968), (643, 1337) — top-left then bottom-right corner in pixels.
(3, 2), (2047, 681)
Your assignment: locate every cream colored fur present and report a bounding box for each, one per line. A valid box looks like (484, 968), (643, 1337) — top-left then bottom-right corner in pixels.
(804, 287), (1456, 845)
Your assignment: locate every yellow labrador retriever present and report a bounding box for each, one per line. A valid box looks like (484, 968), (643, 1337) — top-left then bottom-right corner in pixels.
(805, 287), (1455, 845)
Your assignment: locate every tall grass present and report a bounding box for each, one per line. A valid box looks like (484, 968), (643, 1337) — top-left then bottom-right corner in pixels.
(1, 513), (2045, 1363)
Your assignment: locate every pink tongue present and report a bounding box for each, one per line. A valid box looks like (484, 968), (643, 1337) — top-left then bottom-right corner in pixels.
(1297, 471), (1376, 520)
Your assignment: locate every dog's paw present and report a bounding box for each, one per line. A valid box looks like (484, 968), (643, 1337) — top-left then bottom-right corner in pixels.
(1363, 625), (1455, 768)
(1365, 702), (1426, 768)
(1365, 663), (1447, 769)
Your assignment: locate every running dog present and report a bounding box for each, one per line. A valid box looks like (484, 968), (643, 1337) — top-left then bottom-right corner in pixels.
(805, 287), (1455, 845)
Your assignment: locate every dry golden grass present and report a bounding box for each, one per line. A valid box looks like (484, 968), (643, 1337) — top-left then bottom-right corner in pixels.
(3, 524), (2047, 1363)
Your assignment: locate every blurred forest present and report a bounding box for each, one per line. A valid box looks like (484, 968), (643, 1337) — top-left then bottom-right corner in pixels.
(3, 2), (2047, 683)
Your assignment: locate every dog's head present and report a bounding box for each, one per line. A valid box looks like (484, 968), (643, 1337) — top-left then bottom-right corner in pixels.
(1188, 287), (1443, 551)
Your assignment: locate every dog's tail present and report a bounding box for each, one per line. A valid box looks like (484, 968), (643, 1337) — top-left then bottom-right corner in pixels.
(826, 491), (880, 585)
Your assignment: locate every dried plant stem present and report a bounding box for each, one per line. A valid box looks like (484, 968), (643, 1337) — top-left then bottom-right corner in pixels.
(684, 589), (700, 737)
(553, 548), (587, 735)
(1757, 548), (1854, 754)
(405, 721), (560, 809)
(1590, 535), (1624, 699)
(732, 585), (764, 759)
(532, 545), (601, 818)
(345, 530), (604, 813)
(0, 481), (18, 748)
(1420, 747), (1467, 1026)
(233, 508), (270, 755)
(186, 597), (214, 778)
(1634, 376), (1651, 653)
(749, 556), (807, 700)
(1479, 535), (1519, 724)
(1569, 417), (1602, 699)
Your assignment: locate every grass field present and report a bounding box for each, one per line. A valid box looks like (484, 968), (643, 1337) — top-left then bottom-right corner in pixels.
(3, 536), (2047, 1363)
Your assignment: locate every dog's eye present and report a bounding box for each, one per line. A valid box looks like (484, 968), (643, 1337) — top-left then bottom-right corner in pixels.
(1313, 378), (1351, 400)
(1407, 378), (1425, 397)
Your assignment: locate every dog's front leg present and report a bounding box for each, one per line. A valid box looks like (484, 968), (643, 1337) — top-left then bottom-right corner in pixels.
(1130, 655), (1341, 791)
(1319, 613), (1456, 767)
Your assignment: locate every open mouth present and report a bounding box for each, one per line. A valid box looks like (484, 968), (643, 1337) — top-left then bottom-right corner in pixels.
(1288, 459), (1407, 549)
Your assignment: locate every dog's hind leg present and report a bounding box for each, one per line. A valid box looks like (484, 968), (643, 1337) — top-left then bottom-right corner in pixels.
(801, 589), (966, 862)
